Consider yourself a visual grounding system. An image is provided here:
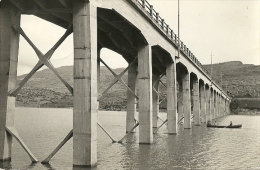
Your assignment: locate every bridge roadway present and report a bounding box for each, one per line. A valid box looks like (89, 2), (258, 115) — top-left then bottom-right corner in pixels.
(0, 0), (231, 167)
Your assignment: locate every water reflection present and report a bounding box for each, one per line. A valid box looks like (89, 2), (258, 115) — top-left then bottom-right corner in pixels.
(72, 165), (97, 170)
(0, 109), (259, 170)
(0, 161), (12, 170)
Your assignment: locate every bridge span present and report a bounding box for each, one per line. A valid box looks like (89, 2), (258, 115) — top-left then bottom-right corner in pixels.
(0, 0), (231, 167)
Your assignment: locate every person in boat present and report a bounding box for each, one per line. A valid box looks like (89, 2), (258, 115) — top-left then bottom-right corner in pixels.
(229, 121), (233, 126)
(207, 121), (211, 126)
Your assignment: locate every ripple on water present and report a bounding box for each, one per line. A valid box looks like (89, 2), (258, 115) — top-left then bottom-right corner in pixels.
(0, 109), (259, 170)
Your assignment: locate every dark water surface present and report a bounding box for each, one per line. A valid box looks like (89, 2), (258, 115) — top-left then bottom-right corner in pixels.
(0, 108), (259, 170)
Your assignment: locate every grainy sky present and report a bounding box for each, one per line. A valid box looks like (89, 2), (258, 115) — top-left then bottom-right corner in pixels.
(13, 0), (259, 75)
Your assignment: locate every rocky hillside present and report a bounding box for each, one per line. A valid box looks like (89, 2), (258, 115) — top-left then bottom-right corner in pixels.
(204, 61), (260, 98)
(16, 61), (260, 110)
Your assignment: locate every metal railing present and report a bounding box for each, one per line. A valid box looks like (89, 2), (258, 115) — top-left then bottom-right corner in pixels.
(132, 0), (229, 98)
(135, 0), (208, 73)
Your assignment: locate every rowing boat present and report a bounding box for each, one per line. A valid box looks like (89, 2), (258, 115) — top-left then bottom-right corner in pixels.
(206, 124), (242, 128)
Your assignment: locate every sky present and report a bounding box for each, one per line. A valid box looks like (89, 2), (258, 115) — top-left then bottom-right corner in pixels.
(11, 0), (260, 75)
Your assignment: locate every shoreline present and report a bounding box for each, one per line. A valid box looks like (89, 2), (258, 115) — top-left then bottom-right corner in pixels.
(15, 106), (260, 115)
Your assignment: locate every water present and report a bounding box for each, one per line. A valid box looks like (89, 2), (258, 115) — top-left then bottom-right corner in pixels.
(0, 108), (259, 170)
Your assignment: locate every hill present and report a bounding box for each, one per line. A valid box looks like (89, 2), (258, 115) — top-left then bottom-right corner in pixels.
(16, 61), (260, 110)
(204, 61), (260, 98)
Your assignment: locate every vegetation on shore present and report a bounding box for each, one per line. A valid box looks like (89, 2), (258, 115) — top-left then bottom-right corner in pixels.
(16, 61), (260, 111)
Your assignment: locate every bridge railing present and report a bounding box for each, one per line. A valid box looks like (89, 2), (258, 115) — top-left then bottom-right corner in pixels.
(133, 0), (229, 98)
(134, 0), (210, 76)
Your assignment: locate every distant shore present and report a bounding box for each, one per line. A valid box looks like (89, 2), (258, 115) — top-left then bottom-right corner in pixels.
(231, 108), (260, 115)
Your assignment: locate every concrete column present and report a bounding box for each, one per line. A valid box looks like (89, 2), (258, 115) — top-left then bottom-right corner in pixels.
(218, 95), (221, 117)
(178, 81), (183, 123)
(228, 101), (231, 114)
(223, 98), (225, 116)
(193, 79), (200, 126)
(200, 85), (206, 123)
(215, 94), (219, 119)
(218, 95), (223, 117)
(97, 49), (101, 110)
(166, 61), (177, 134)
(152, 74), (159, 132)
(205, 86), (210, 123)
(222, 97), (224, 116)
(183, 73), (191, 129)
(0, 2), (20, 161)
(138, 44), (153, 144)
(212, 92), (217, 120)
(210, 89), (214, 121)
(223, 99), (227, 116)
(219, 96), (221, 117)
(229, 101), (231, 114)
(72, 1), (98, 166)
(126, 61), (137, 133)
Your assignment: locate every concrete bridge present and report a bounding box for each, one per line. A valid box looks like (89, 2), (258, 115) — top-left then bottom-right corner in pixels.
(0, 0), (231, 167)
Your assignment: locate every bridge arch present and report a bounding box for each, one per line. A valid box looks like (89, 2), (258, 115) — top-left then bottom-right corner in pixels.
(151, 45), (172, 75)
(97, 8), (148, 64)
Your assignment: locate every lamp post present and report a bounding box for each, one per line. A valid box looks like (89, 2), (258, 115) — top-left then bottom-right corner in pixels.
(177, 0), (180, 59)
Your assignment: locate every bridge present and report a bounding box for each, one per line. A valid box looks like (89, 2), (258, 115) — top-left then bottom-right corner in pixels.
(0, 0), (231, 167)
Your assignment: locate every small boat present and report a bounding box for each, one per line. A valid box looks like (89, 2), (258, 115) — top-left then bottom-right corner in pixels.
(207, 124), (242, 128)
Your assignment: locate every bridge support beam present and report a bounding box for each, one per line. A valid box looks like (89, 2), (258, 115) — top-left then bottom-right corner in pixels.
(209, 89), (214, 121)
(219, 95), (221, 118)
(224, 99), (227, 115)
(72, 0), (98, 167)
(126, 61), (137, 133)
(220, 96), (222, 117)
(200, 85), (206, 123)
(219, 95), (222, 117)
(178, 81), (183, 123)
(215, 94), (218, 119)
(205, 86), (210, 123)
(183, 73), (191, 129)
(166, 61), (177, 134)
(206, 87), (212, 122)
(97, 49), (101, 110)
(214, 92), (217, 120)
(222, 98), (225, 116)
(193, 78), (200, 126)
(152, 74), (159, 132)
(0, 1), (20, 161)
(138, 44), (153, 144)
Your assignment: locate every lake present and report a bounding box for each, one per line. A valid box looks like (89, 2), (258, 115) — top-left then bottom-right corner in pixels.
(0, 108), (259, 170)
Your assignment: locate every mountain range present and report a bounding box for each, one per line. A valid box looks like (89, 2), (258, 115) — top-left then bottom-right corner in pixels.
(16, 61), (260, 110)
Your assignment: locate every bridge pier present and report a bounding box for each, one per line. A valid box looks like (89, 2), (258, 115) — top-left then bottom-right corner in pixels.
(219, 95), (222, 117)
(192, 77), (200, 126)
(224, 98), (227, 116)
(183, 73), (191, 129)
(178, 81), (184, 123)
(209, 89), (213, 121)
(126, 60), (137, 133)
(72, 0), (98, 166)
(152, 74), (160, 132)
(212, 90), (217, 120)
(138, 44), (153, 144)
(166, 61), (177, 134)
(220, 96), (222, 117)
(205, 86), (210, 123)
(200, 84), (206, 123)
(0, 1), (20, 161)
(214, 94), (217, 119)
(218, 96), (221, 117)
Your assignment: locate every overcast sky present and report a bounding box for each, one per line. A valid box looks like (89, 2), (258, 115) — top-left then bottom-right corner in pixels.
(16, 0), (259, 75)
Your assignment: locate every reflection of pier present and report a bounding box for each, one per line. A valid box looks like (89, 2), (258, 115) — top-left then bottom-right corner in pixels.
(0, 0), (231, 167)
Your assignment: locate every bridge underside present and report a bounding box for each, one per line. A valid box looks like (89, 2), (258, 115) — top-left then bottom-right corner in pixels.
(0, 0), (231, 167)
